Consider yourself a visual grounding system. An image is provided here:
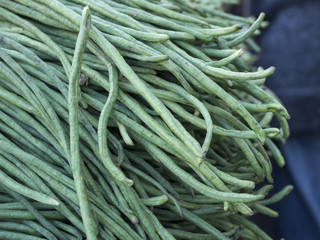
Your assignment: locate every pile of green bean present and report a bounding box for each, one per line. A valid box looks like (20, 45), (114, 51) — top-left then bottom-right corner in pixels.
(0, 0), (293, 239)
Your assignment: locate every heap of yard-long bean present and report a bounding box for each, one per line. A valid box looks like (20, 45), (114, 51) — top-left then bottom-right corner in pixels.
(0, 0), (293, 239)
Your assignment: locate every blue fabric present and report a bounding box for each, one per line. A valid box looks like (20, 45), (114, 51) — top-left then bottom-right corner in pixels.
(283, 136), (320, 229)
(251, 1), (320, 239)
(273, 137), (320, 239)
(252, 0), (311, 17)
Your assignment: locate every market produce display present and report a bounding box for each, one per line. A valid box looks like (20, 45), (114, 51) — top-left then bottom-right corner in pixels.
(0, 0), (293, 239)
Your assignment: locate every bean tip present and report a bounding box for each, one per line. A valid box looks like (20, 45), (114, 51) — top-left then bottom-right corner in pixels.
(268, 66), (276, 74)
(287, 185), (294, 191)
(257, 194), (266, 200)
(237, 24), (243, 30)
(162, 34), (170, 41)
(82, 6), (92, 30)
(248, 182), (256, 189)
(131, 217), (139, 225)
(267, 176), (274, 184)
(238, 49), (245, 55)
(227, 80), (233, 87)
(125, 179), (134, 187)
(82, 6), (91, 18)
(52, 199), (60, 206)
(266, 128), (281, 138)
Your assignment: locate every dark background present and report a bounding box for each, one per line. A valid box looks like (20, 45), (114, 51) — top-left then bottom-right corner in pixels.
(239, 1), (320, 239)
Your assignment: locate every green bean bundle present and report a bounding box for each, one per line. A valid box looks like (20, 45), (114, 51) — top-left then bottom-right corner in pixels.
(0, 0), (292, 239)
